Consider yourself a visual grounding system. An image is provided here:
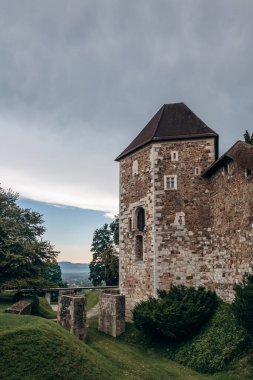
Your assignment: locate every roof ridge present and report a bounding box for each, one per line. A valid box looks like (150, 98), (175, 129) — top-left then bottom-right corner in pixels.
(152, 104), (166, 139)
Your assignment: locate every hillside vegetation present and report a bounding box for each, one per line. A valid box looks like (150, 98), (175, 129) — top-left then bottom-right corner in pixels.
(1, 310), (253, 380)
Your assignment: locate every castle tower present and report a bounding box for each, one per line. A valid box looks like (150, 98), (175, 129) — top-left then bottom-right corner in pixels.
(116, 103), (218, 321)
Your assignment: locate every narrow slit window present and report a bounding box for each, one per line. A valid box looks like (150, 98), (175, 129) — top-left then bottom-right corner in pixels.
(195, 167), (201, 175)
(245, 168), (252, 177)
(223, 163), (229, 175)
(171, 151), (178, 161)
(136, 207), (145, 231)
(128, 218), (132, 232)
(135, 235), (143, 261)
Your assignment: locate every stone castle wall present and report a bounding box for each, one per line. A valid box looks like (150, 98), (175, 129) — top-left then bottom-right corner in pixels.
(119, 137), (253, 320)
(153, 139), (215, 292)
(119, 145), (155, 321)
(206, 160), (253, 300)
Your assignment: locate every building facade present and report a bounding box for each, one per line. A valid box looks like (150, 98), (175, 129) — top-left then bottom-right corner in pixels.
(116, 103), (253, 321)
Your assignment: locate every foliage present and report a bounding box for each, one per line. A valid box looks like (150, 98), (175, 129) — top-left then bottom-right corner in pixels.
(89, 219), (119, 286)
(0, 311), (252, 379)
(232, 273), (253, 336)
(133, 286), (217, 340)
(244, 130), (253, 145)
(44, 261), (66, 287)
(110, 216), (119, 246)
(171, 302), (250, 373)
(0, 186), (60, 290)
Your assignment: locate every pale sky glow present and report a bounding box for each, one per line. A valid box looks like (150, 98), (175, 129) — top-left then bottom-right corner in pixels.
(1, 0), (253, 262)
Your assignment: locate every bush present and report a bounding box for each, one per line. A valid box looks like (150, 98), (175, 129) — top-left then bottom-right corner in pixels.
(133, 286), (217, 340)
(232, 274), (253, 336)
(172, 302), (250, 372)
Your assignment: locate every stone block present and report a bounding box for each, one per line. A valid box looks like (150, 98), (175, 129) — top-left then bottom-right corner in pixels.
(98, 290), (125, 337)
(58, 295), (87, 340)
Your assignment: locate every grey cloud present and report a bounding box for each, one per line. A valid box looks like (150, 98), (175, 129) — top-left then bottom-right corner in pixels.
(0, 0), (253, 211)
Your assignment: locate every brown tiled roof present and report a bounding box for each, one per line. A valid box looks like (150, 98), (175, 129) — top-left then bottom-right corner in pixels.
(202, 141), (253, 178)
(116, 103), (218, 161)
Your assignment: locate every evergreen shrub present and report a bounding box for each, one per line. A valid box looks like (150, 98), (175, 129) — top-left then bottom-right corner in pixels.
(132, 286), (217, 340)
(232, 274), (253, 336)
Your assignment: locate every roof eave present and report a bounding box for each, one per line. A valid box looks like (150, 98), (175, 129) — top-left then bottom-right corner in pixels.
(115, 134), (218, 162)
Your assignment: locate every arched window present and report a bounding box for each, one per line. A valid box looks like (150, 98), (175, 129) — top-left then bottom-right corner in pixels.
(136, 207), (145, 231)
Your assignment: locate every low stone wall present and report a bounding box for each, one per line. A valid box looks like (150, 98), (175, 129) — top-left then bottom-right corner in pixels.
(57, 295), (87, 340)
(98, 290), (125, 337)
(5, 300), (32, 315)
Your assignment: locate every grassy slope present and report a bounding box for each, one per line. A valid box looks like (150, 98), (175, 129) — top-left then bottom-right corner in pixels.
(1, 294), (253, 380)
(0, 292), (16, 313)
(0, 314), (116, 380)
(1, 312), (252, 380)
(36, 296), (57, 319)
(86, 290), (99, 311)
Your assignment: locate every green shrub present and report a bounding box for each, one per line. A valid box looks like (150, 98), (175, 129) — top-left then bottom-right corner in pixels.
(172, 302), (250, 372)
(133, 286), (217, 340)
(232, 274), (253, 336)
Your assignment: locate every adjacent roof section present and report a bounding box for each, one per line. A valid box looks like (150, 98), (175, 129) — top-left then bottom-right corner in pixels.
(116, 103), (218, 161)
(202, 141), (253, 178)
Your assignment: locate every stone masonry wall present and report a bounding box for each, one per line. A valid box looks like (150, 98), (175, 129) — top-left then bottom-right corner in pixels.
(206, 160), (253, 300)
(119, 145), (155, 321)
(119, 137), (253, 321)
(58, 295), (87, 340)
(98, 291), (125, 337)
(154, 138), (216, 292)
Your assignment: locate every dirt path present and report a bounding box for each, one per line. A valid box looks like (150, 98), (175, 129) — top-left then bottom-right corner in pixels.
(50, 303), (99, 319)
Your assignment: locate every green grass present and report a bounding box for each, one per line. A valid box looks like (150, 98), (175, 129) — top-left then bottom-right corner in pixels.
(86, 290), (99, 311)
(1, 311), (252, 380)
(36, 297), (57, 319)
(0, 291), (16, 313)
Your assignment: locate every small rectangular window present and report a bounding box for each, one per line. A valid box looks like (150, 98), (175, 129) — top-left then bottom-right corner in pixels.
(132, 160), (138, 176)
(171, 151), (178, 161)
(245, 168), (252, 177)
(223, 163), (229, 175)
(195, 167), (201, 175)
(164, 175), (177, 190)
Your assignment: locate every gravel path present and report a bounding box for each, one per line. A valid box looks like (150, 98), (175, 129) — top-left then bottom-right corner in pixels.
(50, 303), (99, 319)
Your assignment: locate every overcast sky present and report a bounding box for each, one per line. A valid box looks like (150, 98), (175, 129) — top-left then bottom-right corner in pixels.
(1, 0), (253, 262)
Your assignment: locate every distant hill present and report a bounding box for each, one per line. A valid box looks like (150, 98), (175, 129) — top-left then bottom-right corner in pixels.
(58, 262), (90, 274)
(58, 262), (91, 286)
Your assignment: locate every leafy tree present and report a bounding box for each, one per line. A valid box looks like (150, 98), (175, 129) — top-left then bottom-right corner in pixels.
(243, 130), (253, 145)
(45, 262), (66, 287)
(232, 273), (253, 336)
(89, 219), (119, 286)
(133, 286), (217, 340)
(0, 185), (60, 290)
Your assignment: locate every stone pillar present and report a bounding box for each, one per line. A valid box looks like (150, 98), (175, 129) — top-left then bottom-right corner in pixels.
(57, 295), (87, 340)
(98, 290), (125, 337)
(45, 292), (51, 304)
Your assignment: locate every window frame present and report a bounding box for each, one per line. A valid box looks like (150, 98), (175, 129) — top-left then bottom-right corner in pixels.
(171, 151), (178, 161)
(164, 175), (178, 190)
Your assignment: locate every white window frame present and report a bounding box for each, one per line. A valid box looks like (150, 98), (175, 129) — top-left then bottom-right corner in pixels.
(164, 175), (177, 190)
(171, 151), (178, 161)
(132, 160), (138, 176)
(195, 167), (201, 175)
